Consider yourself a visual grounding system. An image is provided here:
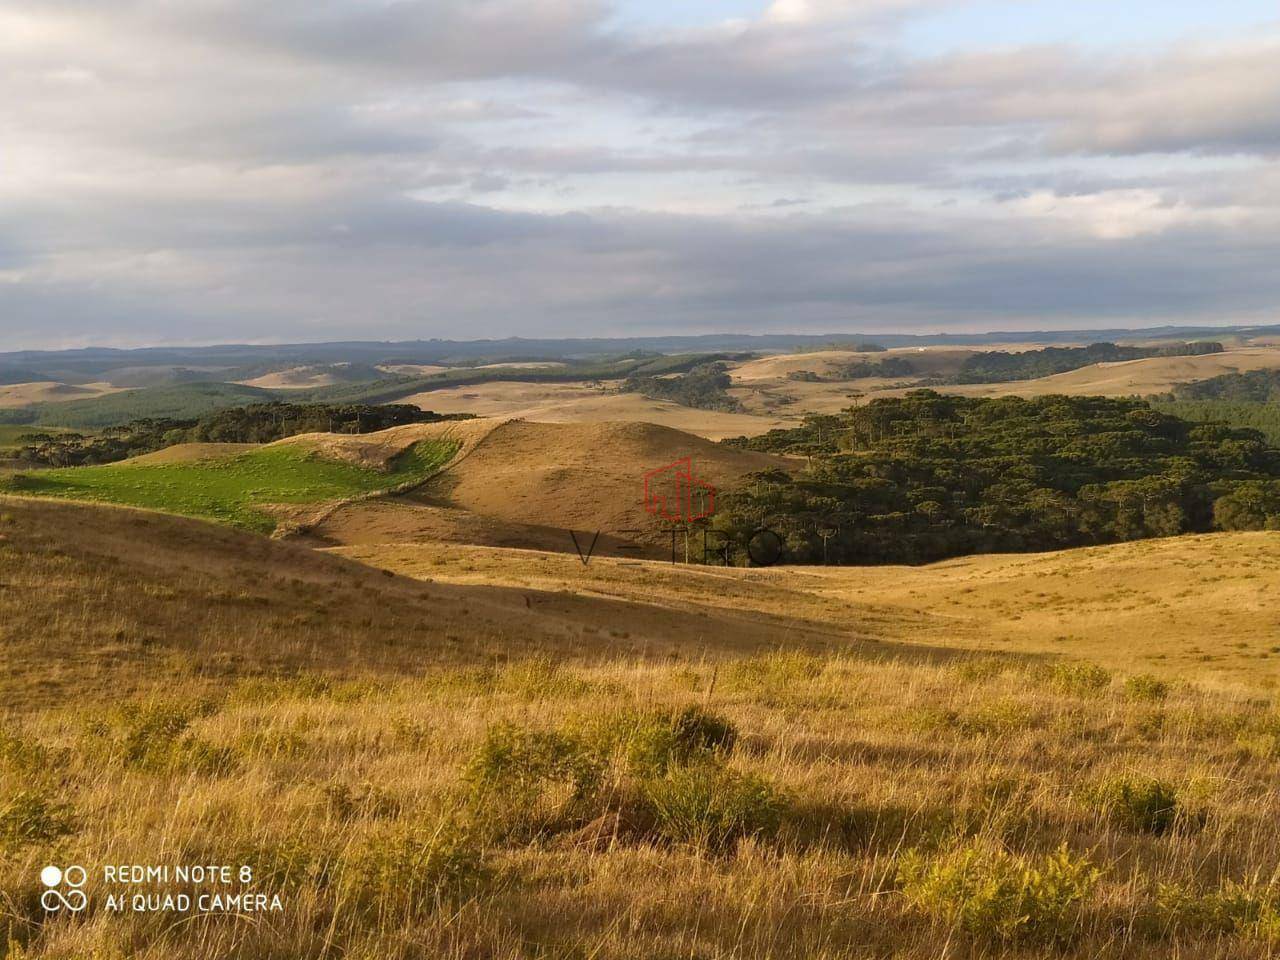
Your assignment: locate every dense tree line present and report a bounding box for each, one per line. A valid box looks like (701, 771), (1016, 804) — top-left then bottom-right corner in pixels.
(1168, 369), (1280, 402)
(17, 403), (463, 467)
(936, 341), (1224, 385)
(622, 362), (743, 412)
(788, 357), (915, 382)
(1149, 400), (1280, 445)
(717, 391), (1280, 565)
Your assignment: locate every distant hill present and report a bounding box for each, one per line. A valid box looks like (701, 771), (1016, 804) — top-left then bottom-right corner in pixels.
(0, 382), (276, 428)
(3, 325), (1277, 377)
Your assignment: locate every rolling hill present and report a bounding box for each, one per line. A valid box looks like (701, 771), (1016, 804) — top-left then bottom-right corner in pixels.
(304, 418), (795, 554)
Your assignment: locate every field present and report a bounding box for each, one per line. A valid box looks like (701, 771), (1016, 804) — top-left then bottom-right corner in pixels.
(0, 439), (458, 533)
(5, 498), (1280, 958)
(7, 345), (1280, 958)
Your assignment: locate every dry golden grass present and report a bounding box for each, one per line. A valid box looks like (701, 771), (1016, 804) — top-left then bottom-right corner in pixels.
(7, 497), (1280, 958)
(0, 381), (121, 408)
(398, 381), (792, 438)
(719, 345), (1280, 419)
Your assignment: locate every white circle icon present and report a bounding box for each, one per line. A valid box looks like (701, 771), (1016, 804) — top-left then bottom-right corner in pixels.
(40, 865), (62, 887)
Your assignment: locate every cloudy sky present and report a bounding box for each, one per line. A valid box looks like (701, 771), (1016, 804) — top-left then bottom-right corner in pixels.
(2, 0), (1278, 349)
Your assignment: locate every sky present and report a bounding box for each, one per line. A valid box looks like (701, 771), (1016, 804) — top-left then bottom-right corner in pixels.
(1, 0), (1278, 349)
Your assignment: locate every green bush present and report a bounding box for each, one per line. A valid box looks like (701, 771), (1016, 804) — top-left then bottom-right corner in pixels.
(1088, 776), (1181, 834)
(84, 699), (237, 776)
(1148, 881), (1280, 942)
(1123, 674), (1170, 703)
(464, 722), (603, 839)
(338, 822), (484, 918)
(642, 764), (786, 852)
(724, 652), (825, 695)
(591, 706), (738, 776)
(0, 791), (75, 848)
(1050, 661), (1112, 697)
(898, 842), (1099, 944)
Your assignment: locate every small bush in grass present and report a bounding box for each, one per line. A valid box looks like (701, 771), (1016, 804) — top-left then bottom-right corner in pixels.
(83, 699), (237, 775)
(498, 657), (592, 699)
(0, 728), (52, 774)
(1050, 661), (1112, 697)
(950, 657), (1008, 684)
(1124, 674), (1170, 703)
(898, 842), (1099, 944)
(1088, 776), (1183, 834)
(642, 764), (786, 852)
(324, 782), (402, 821)
(464, 722), (602, 839)
(590, 706), (738, 776)
(0, 791), (75, 848)
(1147, 881), (1280, 942)
(338, 821), (484, 918)
(724, 651), (825, 695)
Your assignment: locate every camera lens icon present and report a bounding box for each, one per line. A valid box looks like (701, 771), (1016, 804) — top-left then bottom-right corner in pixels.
(40, 865), (88, 913)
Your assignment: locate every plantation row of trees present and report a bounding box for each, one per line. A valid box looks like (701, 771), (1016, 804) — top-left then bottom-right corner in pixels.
(718, 391), (1280, 565)
(935, 341), (1223, 385)
(16, 403), (464, 467)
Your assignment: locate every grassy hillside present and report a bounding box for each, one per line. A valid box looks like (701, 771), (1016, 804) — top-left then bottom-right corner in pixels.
(4, 499), (1280, 958)
(1, 438), (457, 532)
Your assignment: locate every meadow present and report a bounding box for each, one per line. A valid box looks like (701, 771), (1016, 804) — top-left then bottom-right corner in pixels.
(3, 497), (1280, 958)
(0, 439), (457, 533)
(6, 650), (1280, 959)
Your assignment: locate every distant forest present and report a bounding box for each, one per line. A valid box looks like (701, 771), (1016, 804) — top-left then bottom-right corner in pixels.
(16, 403), (465, 467)
(1167, 368), (1280, 402)
(788, 357), (916, 382)
(719, 391), (1280, 565)
(937, 341), (1224, 385)
(622, 362), (744, 412)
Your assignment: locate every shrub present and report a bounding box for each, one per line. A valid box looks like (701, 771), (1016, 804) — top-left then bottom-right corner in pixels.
(898, 842), (1099, 944)
(1124, 674), (1170, 703)
(642, 764), (786, 852)
(464, 722), (602, 839)
(591, 706), (738, 776)
(1148, 881), (1280, 942)
(950, 657), (1008, 684)
(1088, 776), (1182, 834)
(85, 699), (237, 775)
(0, 728), (51, 774)
(338, 822), (484, 918)
(0, 791), (75, 848)
(498, 657), (592, 699)
(1050, 661), (1112, 697)
(724, 652), (825, 694)
(323, 782), (402, 821)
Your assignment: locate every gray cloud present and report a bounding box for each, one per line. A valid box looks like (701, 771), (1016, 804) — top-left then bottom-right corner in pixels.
(0, 1), (1277, 348)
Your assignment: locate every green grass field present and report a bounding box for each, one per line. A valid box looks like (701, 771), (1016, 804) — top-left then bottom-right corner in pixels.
(0, 439), (457, 532)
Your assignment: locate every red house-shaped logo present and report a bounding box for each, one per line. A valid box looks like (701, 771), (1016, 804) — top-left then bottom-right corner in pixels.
(643, 457), (716, 523)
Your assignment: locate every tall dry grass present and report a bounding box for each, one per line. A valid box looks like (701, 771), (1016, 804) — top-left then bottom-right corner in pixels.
(4, 651), (1280, 959)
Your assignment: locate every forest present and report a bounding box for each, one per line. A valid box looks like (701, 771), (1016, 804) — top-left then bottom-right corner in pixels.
(15, 403), (463, 467)
(622, 362), (743, 412)
(937, 341), (1223, 384)
(719, 391), (1280, 564)
(787, 357), (916, 382)
(1168, 368), (1280, 402)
